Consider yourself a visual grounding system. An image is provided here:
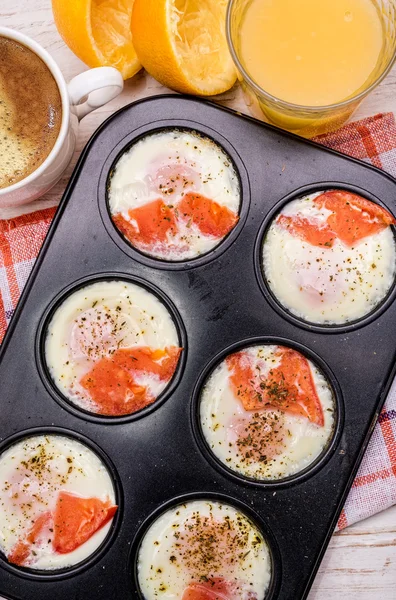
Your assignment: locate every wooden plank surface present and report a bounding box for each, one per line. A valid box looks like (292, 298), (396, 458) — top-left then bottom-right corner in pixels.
(0, 1), (395, 598)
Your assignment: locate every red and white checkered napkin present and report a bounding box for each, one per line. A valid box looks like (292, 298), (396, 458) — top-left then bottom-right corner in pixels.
(1, 113), (396, 530)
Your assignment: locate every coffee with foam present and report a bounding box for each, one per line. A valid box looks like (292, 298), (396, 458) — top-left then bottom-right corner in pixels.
(0, 37), (62, 189)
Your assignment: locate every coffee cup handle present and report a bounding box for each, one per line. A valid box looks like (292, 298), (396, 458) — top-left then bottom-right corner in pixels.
(68, 67), (124, 120)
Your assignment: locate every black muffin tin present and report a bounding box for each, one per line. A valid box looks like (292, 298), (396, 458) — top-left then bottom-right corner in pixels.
(1, 95), (396, 600)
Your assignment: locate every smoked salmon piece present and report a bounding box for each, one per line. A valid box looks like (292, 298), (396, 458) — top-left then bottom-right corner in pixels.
(53, 492), (117, 554)
(277, 214), (335, 247)
(113, 193), (239, 253)
(178, 192), (239, 238)
(8, 495), (117, 564)
(226, 348), (324, 426)
(226, 352), (262, 412)
(314, 190), (395, 246)
(114, 346), (182, 381)
(80, 357), (152, 416)
(8, 511), (52, 566)
(182, 579), (257, 600)
(80, 346), (182, 416)
(277, 191), (395, 248)
(113, 199), (177, 247)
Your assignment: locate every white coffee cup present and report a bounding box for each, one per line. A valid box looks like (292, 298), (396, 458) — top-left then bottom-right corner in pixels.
(0, 27), (124, 208)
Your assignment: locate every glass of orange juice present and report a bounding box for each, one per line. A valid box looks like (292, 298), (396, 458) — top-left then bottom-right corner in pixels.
(226, 0), (396, 137)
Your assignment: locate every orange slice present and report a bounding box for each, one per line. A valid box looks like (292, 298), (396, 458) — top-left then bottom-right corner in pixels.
(52, 0), (141, 80)
(131, 0), (237, 95)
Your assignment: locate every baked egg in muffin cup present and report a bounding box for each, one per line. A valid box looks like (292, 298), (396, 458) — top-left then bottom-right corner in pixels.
(0, 431), (118, 572)
(107, 129), (241, 262)
(136, 498), (273, 599)
(262, 189), (396, 326)
(43, 278), (183, 417)
(199, 342), (337, 482)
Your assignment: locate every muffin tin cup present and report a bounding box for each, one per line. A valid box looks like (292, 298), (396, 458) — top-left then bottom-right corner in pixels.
(0, 427), (123, 581)
(130, 491), (282, 600)
(99, 121), (251, 271)
(191, 336), (344, 489)
(1, 95), (396, 599)
(36, 273), (188, 425)
(254, 181), (396, 334)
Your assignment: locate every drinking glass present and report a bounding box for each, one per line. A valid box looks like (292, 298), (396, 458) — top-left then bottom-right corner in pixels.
(226, 0), (396, 137)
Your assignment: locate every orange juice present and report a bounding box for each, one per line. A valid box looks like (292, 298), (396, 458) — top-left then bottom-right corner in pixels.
(239, 0), (384, 106)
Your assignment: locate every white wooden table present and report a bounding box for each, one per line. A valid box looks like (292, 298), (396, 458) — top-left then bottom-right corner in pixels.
(0, 2), (395, 598)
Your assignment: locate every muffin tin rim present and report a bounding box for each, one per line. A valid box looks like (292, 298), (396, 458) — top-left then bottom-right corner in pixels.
(35, 272), (188, 425)
(97, 119), (251, 271)
(0, 426), (123, 581)
(254, 181), (396, 334)
(191, 335), (344, 489)
(130, 490), (282, 600)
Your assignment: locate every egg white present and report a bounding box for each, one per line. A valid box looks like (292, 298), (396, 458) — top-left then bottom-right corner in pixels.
(263, 192), (396, 325)
(108, 129), (240, 260)
(137, 500), (272, 599)
(0, 434), (115, 570)
(200, 345), (335, 481)
(45, 280), (179, 413)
